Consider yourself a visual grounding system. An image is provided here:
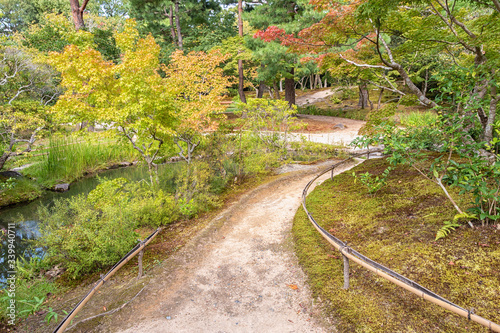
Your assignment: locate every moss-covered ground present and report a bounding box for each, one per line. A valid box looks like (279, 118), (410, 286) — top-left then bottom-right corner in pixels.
(293, 158), (500, 332)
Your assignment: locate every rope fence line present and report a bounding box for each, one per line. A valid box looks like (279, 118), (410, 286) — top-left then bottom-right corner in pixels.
(53, 227), (162, 333)
(301, 149), (500, 332)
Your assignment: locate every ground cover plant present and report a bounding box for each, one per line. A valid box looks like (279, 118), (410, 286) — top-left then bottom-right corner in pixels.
(293, 158), (500, 332)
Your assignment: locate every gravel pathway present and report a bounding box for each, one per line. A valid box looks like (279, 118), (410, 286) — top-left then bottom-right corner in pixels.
(98, 161), (358, 333)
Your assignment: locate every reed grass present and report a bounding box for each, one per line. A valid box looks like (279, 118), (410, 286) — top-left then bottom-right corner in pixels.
(25, 135), (138, 186)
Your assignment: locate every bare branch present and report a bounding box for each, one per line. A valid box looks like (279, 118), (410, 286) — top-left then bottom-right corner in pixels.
(368, 80), (405, 96)
(338, 54), (392, 70)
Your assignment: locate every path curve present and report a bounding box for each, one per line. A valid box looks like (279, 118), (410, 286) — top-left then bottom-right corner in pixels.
(96, 161), (358, 333)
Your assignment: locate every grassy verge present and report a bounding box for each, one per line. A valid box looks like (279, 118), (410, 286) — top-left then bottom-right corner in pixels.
(0, 177), (42, 207)
(293, 158), (500, 332)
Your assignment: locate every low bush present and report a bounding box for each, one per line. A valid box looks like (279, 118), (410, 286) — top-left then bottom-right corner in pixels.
(38, 192), (139, 278)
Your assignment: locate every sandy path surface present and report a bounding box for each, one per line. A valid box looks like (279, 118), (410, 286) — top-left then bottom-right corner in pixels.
(296, 89), (340, 107)
(96, 161), (357, 333)
(293, 114), (365, 146)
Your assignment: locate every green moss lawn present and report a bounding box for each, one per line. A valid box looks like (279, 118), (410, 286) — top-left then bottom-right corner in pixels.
(293, 158), (500, 332)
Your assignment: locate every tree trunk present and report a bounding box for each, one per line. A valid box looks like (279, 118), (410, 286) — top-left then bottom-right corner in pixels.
(257, 82), (266, 98)
(483, 85), (499, 143)
(358, 81), (371, 109)
(285, 68), (295, 107)
(0, 152), (11, 171)
(70, 0), (89, 30)
(309, 75), (313, 90)
(377, 88), (384, 110)
(174, 0), (183, 50)
(273, 82), (280, 99)
(422, 69), (429, 97)
(169, 6), (177, 46)
(237, 0), (246, 103)
(314, 74), (321, 88)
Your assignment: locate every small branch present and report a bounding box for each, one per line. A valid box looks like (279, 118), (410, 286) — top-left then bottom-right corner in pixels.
(368, 80), (405, 96)
(66, 286), (146, 331)
(80, 0), (90, 13)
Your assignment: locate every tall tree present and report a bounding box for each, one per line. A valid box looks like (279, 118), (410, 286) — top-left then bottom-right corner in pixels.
(247, 0), (323, 106)
(285, 0), (500, 144)
(128, 0), (236, 56)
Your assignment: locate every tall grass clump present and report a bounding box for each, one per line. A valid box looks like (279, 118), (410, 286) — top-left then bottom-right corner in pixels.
(399, 111), (438, 128)
(26, 135), (138, 186)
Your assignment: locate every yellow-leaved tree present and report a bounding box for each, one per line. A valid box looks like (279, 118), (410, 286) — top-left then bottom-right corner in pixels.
(49, 20), (177, 184)
(163, 49), (231, 164)
(50, 20), (232, 184)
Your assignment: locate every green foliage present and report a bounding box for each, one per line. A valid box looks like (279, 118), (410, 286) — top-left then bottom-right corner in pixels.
(37, 186), (139, 278)
(354, 112), (500, 227)
(289, 139), (345, 162)
(0, 177), (42, 206)
(17, 296), (45, 316)
(352, 167), (392, 194)
(329, 96), (342, 104)
(45, 307), (58, 324)
(0, 177), (15, 190)
(175, 162), (221, 218)
(25, 134), (138, 187)
(339, 87), (357, 100)
(0, 276), (57, 322)
(296, 104), (368, 121)
(435, 220), (461, 241)
(450, 158), (500, 224)
(399, 111), (438, 128)
(235, 98), (302, 153)
(132, 189), (178, 227)
(398, 94), (419, 106)
(358, 103), (397, 135)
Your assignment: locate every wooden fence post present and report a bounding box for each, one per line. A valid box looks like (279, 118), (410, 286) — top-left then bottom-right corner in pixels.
(137, 249), (144, 279)
(343, 254), (350, 289)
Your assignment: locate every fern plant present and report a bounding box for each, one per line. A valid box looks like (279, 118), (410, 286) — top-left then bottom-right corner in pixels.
(435, 221), (461, 240)
(435, 213), (476, 240)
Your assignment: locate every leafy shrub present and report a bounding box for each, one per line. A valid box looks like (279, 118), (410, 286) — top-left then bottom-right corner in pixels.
(330, 96), (342, 104)
(352, 167), (392, 194)
(340, 87), (357, 100)
(38, 193), (139, 278)
(175, 162), (221, 218)
(358, 103), (398, 135)
(398, 94), (419, 106)
(132, 189), (178, 227)
(235, 98), (303, 154)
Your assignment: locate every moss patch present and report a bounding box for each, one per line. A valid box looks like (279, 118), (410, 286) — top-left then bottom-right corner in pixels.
(293, 158), (500, 332)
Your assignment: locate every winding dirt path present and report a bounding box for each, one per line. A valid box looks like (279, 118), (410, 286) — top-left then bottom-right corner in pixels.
(95, 161), (357, 333)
